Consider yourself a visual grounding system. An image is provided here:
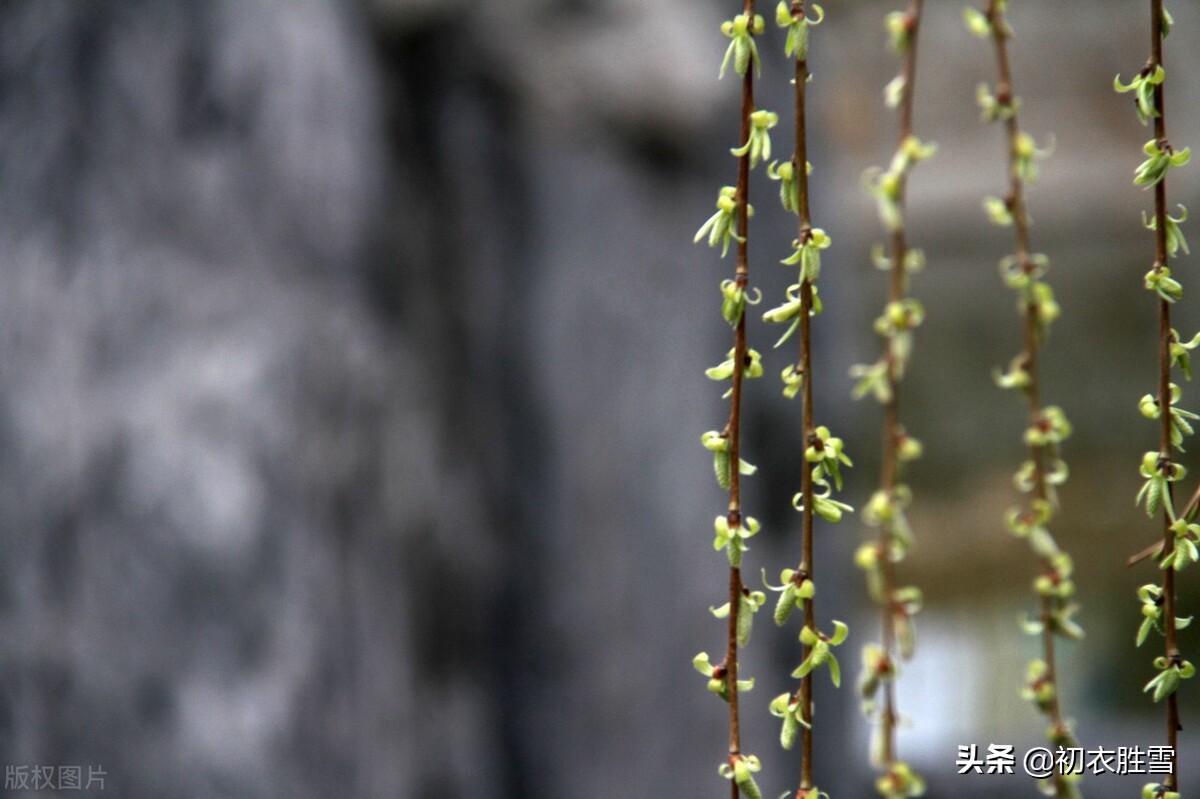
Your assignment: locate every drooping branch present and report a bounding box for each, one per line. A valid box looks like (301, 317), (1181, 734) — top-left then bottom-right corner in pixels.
(851, 3), (930, 797)
(762, 5), (852, 798)
(1119, 2), (1196, 795)
(969, 2), (1084, 796)
(693, 3), (774, 797)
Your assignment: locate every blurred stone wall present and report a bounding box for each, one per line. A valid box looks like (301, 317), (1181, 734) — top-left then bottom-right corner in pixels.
(1, 1), (1199, 798)
(0, 1), (506, 796)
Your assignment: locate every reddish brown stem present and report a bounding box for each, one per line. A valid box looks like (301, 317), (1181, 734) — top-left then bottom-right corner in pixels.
(984, 1), (1073, 793)
(873, 0), (924, 772)
(724, 1), (756, 795)
(1149, 0), (1181, 788)
(788, 2), (816, 794)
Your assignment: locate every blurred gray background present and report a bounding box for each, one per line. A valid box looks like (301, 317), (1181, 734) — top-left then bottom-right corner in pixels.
(1, 0), (1199, 797)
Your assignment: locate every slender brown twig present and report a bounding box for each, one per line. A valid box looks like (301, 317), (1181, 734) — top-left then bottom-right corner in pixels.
(690, 3), (773, 797)
(876, 0), (922, 783)
(789, 3), (818, 793)
(1149, 0), (1181, 789)
(761, 7), (848, 796)
(978, 1), (1083, 795)
(722, 4), (758, 796)
(849, 7), (933, 798)
(1113, 5), (1196, 795)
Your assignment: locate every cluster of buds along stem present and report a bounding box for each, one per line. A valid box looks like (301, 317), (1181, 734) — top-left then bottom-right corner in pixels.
(848, 6), (931, 794)
(692, 6), (786, 797)
(968, 3), (1085, 795)
(1119, 0), (1196, 794)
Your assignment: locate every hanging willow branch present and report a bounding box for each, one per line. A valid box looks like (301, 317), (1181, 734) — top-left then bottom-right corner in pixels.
(762, 4), (850, 798)
(851, 3), (931, 798)
(1115, 2), (1195, 798)
(967, 2), (1084, 797)
(693, 2), (776, 797)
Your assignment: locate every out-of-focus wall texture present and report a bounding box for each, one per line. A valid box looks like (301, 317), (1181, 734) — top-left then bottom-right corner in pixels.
(0, 0), (1198, 797)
